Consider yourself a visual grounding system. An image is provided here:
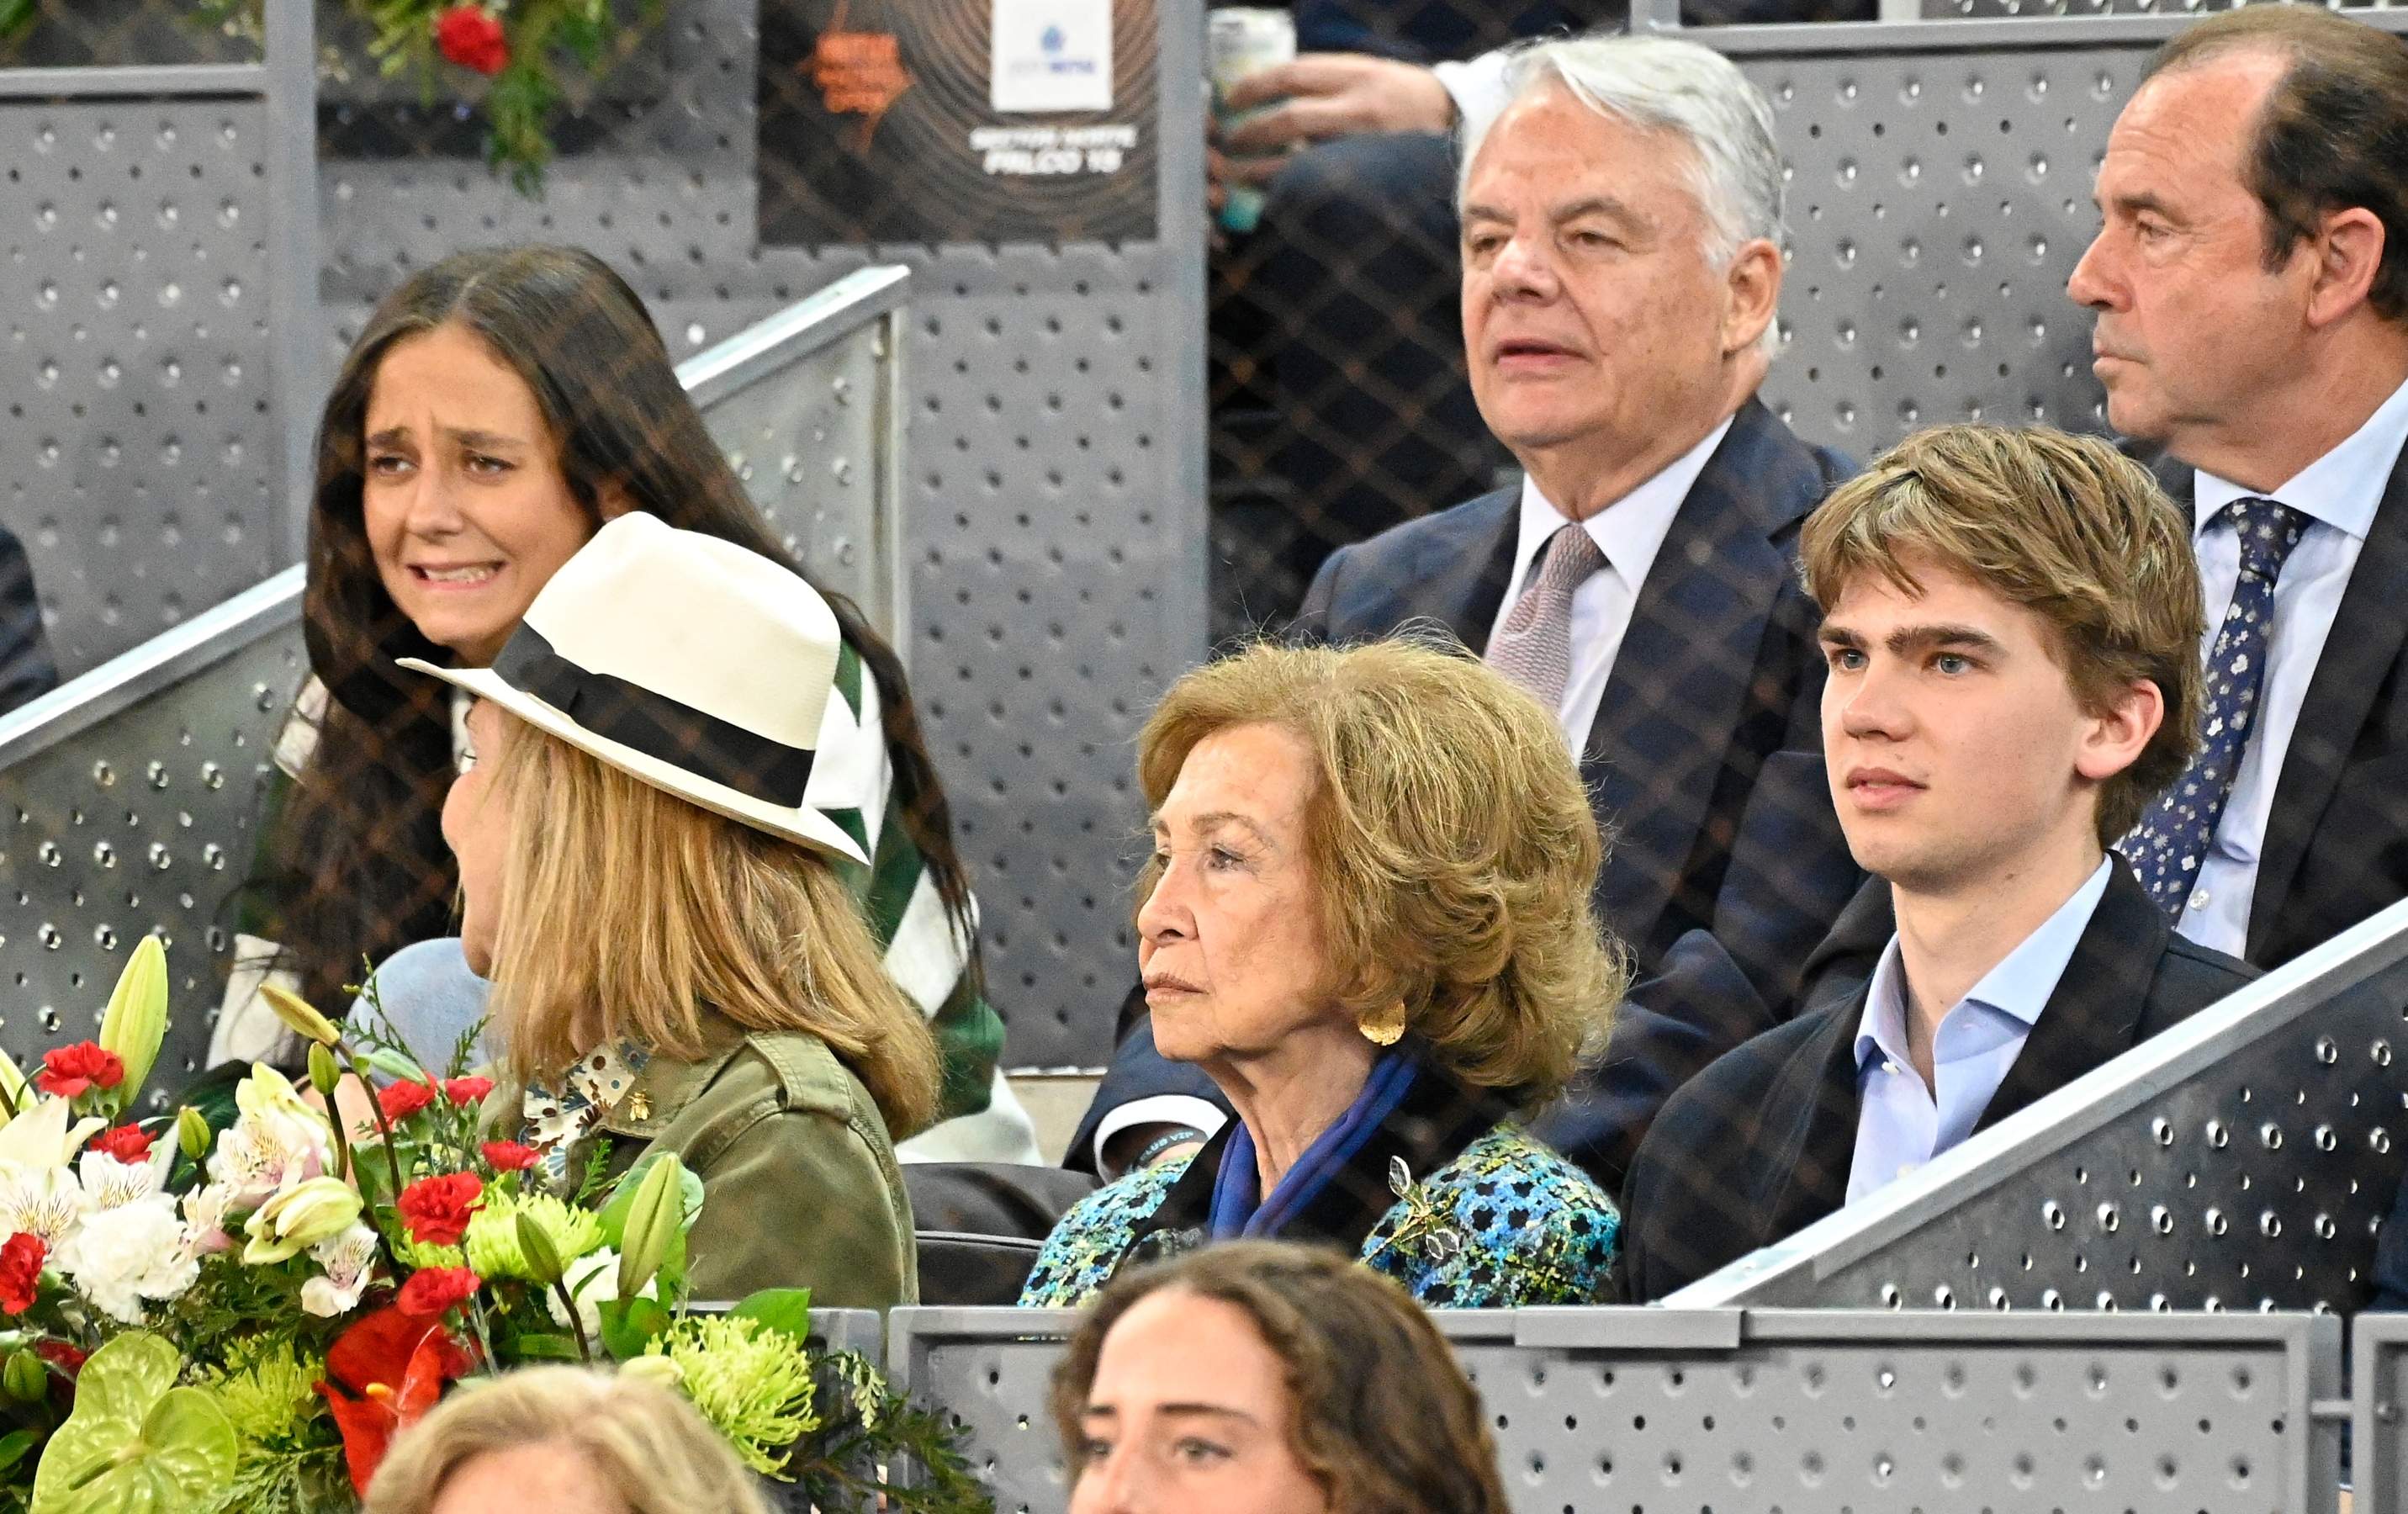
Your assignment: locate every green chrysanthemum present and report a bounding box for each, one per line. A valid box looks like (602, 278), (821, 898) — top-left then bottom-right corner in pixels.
(199, 1339), (320, 1450)
(463, 1192), (603, 1282)
(645, 1315), (818, 1476)
(396, 1236), (467, 1271)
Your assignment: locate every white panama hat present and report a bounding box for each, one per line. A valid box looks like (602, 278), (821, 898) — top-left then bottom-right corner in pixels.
(399, 511), (871, 866)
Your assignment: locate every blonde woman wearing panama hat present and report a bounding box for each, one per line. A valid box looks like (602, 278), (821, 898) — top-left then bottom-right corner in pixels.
(407, 511), (937, 1305)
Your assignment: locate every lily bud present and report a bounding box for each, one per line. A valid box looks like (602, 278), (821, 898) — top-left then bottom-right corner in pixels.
(242, 1176), (363, 1264)
(516, 1211), (566, 1289)
(176, 1105), (212, 1162)
(306, 1043), (341, 1102)
(259, 984), (341, 1047)
(97, 935), (168, 1106)
(2, 1350), (45, 1402)
(616, 1155), (685, 1301)
(0, 1046), (26, 1126)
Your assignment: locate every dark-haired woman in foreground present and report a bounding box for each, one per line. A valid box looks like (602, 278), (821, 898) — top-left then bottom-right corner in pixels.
(221, 244), (1034, 1159)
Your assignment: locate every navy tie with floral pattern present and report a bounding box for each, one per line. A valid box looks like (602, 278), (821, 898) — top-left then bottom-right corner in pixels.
(2123, 496), (2310, 919)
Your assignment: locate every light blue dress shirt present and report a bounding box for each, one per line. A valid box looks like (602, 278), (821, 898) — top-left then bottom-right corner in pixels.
(2178, 373), (2408, 955)
(1845, 860), (2114, 1204)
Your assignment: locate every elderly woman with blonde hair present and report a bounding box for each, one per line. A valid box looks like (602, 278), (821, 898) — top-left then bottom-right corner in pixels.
(363, 1366), (770, 1514)
(1020, 639), (1624, 1308)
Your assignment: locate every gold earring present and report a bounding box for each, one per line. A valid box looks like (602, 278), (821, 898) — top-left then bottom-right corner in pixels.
(1359, 999), (1407, 1047)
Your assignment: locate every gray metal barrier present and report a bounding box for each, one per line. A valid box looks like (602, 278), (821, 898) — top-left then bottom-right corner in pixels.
(0, 3), (319, 678)
(1670, 892), (2408, 1316)
(2359, 1314), (2408, 1514)
(0, 268), (908, 1087)
(889, 1302), (2344, 1512)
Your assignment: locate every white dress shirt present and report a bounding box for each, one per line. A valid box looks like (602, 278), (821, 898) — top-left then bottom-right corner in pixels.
(1846, 860), (2113, 1203)
(2180, 373), (2408, 956)
(1487, 416), (1733, 756)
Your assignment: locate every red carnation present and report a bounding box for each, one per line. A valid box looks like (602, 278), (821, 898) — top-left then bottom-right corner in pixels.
(35, 1043), (124, 1100)
(0, 1234), (45, 1315)
(395, 1173), (484, 1247)
(480, 1141), (539, 1173)
(433, 4), (509, 76)
(87, 1125), (153, 1165)
(443, 1076), (495, 1107)
(396, 1266), (481, 1320)
(377, 1079), (439, 1124)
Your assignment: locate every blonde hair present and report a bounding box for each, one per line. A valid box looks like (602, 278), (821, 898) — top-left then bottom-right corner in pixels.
(1800, 423), (2206, 844)
(1136, 639), (1623, 1107)
(363, 1365), (772, 1514)
(479, 712), (939, 1139)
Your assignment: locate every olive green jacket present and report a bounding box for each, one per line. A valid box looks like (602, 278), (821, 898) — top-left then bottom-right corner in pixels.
(558, 1016), (919, 1310)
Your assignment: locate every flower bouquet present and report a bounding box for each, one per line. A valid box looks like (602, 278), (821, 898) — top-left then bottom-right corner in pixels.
(0, 940), (985, 1513)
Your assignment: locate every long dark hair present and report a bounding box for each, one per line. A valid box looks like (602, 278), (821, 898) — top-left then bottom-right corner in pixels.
(254, 244), (976, 1011)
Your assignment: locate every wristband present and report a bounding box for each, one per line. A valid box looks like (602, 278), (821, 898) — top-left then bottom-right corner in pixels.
(1135, 1126), (1208, 1169)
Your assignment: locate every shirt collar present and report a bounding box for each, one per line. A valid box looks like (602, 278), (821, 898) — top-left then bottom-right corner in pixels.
(1853, 858), (2115, 1072)
(2193, 370), (2408, 543)
(1514, 414), (1735, 592)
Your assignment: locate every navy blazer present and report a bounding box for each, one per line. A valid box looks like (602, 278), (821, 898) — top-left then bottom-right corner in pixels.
(1067, 400), (1862, 1173)
(2157, 445), (2408, 969)
(1617, 860), (2258, 1302)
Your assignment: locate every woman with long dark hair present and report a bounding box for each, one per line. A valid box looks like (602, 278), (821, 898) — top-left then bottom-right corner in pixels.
(226, 244), (1035, 1158)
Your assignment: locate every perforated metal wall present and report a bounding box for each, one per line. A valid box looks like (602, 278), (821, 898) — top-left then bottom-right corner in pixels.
(1677, 896), (2408, 1316)
(889, 1305), (2344, 1512)
(0, 8), (317, 680)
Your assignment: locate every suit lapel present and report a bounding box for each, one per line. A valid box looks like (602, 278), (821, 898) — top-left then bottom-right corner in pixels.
(2250, 449), (2408, 959)
(1758, 1005), (1861, 1241)
(1582, 400), (1825, 954)
(1975, 862), (2168, 1135)
(1405, 487), (1522, 650)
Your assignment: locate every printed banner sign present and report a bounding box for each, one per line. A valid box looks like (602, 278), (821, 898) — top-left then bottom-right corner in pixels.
(759, 0), (1158, 246)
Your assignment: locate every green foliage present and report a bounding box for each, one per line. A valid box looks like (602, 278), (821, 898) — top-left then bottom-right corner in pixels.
(188, 1), (668, 195)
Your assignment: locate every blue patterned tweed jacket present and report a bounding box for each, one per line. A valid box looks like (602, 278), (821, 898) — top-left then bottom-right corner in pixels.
(1018, 1065), (1619, 1309)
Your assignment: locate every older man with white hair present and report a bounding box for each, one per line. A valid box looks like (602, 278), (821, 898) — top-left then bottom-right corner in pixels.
(1071, 35), (1866, 1191)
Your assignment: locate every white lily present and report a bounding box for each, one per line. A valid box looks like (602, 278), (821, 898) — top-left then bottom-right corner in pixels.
(300, 1222), (380, 1318)
(207, 1067), (333, 1206)
(0, 1095), (103, 1172)
(0, 1163), (85, 1249)
(76, 1141), (172, 1212)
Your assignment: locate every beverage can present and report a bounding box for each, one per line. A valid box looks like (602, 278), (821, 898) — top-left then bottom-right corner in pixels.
(1206, 8), (1294, 234)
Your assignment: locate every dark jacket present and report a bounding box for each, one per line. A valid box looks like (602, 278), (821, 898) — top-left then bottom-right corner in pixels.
(1069, 400), (1863, 1171)
(1618, 861), (2259, 1302)
(0, 521), (55, 715)
(2155, 450), (2408, 970)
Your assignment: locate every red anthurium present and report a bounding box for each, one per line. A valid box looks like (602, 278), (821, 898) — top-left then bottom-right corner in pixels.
(318, 1305), (474, 1495)
(35, 1043), (124, 1099)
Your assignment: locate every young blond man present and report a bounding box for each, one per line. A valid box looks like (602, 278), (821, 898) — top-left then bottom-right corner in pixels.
(1621, 424), (2258, 1300)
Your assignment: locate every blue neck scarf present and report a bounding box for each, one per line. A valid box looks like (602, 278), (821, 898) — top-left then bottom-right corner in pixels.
(1206, 1051), (1421, 1241)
